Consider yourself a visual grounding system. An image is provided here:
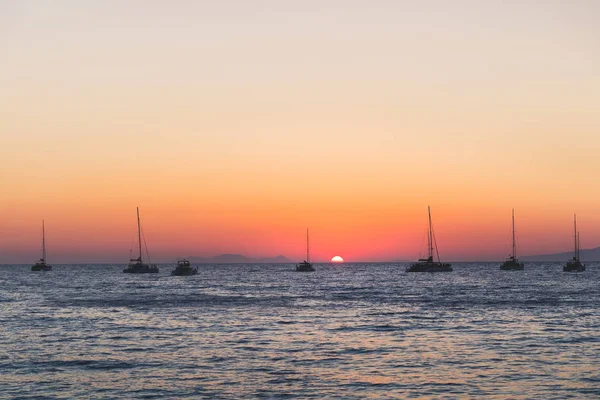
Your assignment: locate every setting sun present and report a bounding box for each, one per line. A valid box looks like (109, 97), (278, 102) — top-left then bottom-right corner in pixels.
(331, 256), (344, 263)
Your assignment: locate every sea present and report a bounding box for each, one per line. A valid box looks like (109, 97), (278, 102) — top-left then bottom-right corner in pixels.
(1, 262), (599, 399)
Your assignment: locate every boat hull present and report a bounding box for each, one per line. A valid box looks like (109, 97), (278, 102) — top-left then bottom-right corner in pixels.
(563, 261), (585, 272)
(406, 262), (452, 272)
(31, 263), (52, 271)
(171, 268), (198, 276)
(296, 262), (315, 272)
(500, 260), (524, 270)
(123, 264), (159, 273)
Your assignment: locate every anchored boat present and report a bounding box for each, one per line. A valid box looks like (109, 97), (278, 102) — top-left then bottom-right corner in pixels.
(296, 229), (315, 272)
(31, 220), (52, 271)
(171, 259), (198, 276)
(123, 207), (159, 274)
(406, 206), (452, 272)
(563, 214), (585, 272)
(500, 209), (524, 271)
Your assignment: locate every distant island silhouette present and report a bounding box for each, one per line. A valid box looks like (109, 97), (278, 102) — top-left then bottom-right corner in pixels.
(183, 250), (600, 264)
(522, 247), (600, 262)
(186, 254), (293, 264)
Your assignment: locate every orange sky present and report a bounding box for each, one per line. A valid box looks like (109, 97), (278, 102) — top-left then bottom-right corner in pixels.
(1, 1), (599, 263)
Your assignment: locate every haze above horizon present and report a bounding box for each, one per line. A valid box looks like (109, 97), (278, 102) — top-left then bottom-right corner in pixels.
(1, 1), (599, 263)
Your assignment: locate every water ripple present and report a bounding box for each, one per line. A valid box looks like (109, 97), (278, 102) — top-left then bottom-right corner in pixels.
(0, 262), (599, 398)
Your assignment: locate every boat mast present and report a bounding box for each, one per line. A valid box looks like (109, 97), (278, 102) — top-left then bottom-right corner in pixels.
(428, 206), (433, 260)
(573, 214), (577, 261)
(512, 209), (516, 260)
(577, 231), (581, 261)
(306, 228), (310, 263)
(42, 219), (46, 263)
(137, 207), (143, 262)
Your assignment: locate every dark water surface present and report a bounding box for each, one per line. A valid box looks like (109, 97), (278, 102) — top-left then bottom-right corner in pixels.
(1, 263), (599, 399)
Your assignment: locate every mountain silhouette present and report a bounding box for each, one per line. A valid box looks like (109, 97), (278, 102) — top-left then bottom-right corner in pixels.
(521, 247), (600, 261)
(186, 254), (293, 264)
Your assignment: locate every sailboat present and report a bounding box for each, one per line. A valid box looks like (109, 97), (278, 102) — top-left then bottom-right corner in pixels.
(406, 206), (452, 272)
(296, 229), (315, 272)
(563, 214), (585, 272)
(31, 220), (52, 271)
(123, 207), (159, 274)
(171, 259), (198, 276)
(500, 209), (524, 270)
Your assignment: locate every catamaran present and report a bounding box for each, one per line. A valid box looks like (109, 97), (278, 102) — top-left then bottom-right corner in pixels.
(406, 206), (452, 272)
(31, 220), (52, 271)
(296, 229), (315, 272)
(123, 207), (159, 274)
(564, 214), (585, 272)
(171, 259), (198, 276)
(500, 209), (524, 270)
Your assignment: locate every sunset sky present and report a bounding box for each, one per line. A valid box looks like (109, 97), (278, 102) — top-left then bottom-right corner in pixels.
(1, 1), (599, 263)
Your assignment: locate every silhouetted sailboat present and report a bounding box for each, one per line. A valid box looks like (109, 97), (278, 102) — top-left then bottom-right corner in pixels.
(171, 259), (198, 276)
(31, 220), (52, 271)
(406, 206), (452, 272)
(123, 207), (159, 274)
(564, 214), (585, 272)
(296, 229), (315, 272)
(500, 209), (524, 270)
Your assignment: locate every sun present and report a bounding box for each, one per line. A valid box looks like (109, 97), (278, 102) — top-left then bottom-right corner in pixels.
(331, 256), (344, 263)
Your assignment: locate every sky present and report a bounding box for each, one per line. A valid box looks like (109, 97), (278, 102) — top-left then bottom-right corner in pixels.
(1, 0), (599, 263)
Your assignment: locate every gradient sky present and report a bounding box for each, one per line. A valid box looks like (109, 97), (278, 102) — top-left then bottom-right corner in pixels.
(1, 0), (599, 263)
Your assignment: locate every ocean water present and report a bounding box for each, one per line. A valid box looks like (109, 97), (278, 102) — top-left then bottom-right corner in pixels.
(0, 262), (599, 399)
